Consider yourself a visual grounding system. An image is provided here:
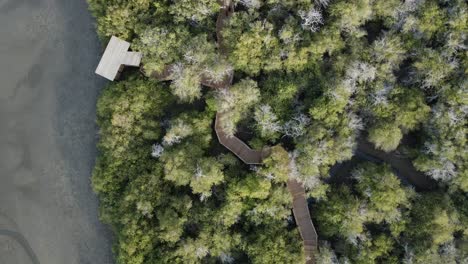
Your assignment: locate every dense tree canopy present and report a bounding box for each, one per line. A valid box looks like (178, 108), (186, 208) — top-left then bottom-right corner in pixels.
(88, 0), (467, 263)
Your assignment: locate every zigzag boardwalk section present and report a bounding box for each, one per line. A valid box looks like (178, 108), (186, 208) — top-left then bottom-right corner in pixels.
(287, 180), (319, 264)
(215, 113), (270, 165)
(96, 0), (320, 262)
(215, 113), (318, 263)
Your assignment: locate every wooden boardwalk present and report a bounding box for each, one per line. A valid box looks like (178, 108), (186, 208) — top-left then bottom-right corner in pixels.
(287, 179), (319, 264)
(95, 36), (142, 81)
(215, 114), (318, 263)
(215, 113), (270, 165)
(96, 1), (319, 262)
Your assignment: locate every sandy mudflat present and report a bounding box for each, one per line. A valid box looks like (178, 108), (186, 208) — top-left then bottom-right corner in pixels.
(0, 0), (113, 263)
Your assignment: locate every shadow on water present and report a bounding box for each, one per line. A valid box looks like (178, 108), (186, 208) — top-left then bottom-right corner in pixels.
(0, 230), (40, 264)
(329, 138), (437, 191)
(0, 212), (40, 264)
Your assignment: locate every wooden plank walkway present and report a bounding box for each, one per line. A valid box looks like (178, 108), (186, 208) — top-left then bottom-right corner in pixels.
(215, 113), (319, 263)
(96, 1), (319, 262)
(215, 112), (270, 165)
(95, 36), (142, 81)
(287, 179), (319, 264)
(215, 113), (318, 263)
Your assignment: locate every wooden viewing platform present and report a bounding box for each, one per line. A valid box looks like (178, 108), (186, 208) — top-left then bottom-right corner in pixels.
(95, 36), (142, 81)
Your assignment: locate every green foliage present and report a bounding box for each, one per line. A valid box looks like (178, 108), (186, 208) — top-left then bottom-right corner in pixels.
(88, 0), (468, 263)
(257, 145), (290, 183)
(159, 111), (225, 197)
(294, 79), (359, 187)
(368, 122), (402, 152)
(370, 87), (430, 131)
(169, 0), (219, 23)
(243, 224), (304, 264)
(315, 162), (414, 262)
(229, 174), (271, 200)
(403, 1), (446, 40)
(409, 0), (466, 192)
(171, 225), (241, 263)
(216, 79), (260, 136)
(353, 163), (412, 223)
(315, 243), (339, 264)
(316, 186), (365, 240)
(413, 48), (457, 89)
(406, 192), (461, 249)
(371, 0), (399, 24)
(353, 234), (395, 264)
(96, 77), (170, 159)
(254, 104), (282, 140)
(88, 0), (153, 40)
(329, 0), (372, 34)
(259, 72), (307, 121)
(162, 145), (224, 196)
(133, 26), (190, 73)
(170, 66), (203, 102)
(230, 21), (281, 75)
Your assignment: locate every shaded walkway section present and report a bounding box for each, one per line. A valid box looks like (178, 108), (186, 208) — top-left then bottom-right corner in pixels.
(287, 180), (319, 264)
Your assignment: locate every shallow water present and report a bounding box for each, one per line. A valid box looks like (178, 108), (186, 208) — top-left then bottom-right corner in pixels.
(0, 0), (113, 263)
